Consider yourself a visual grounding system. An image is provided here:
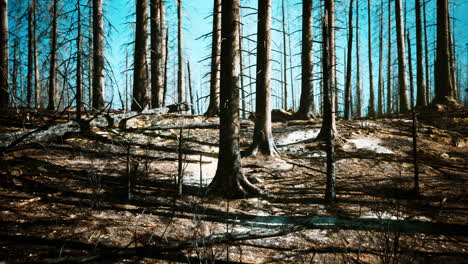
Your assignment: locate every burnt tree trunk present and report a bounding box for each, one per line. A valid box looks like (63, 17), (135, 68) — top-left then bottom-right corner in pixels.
(344, 0), (354, 120)
(132, 0), (149, 111)
(76, 0), (82, 120)
(377, 0), (384, 116)
(205, 0), (221, 116)
(47, 0), (58, 110)
(387, 0), (393, 114)
(150, 0), (162, 108)
(33, 0), (40, 109)
(355, 0), (361, 118)
(206, 0), (263, 198)
(415, 0), (426, 107)
(395, 0), (410, 113)
(281, 0), (288, 110)
(247, 0), (278, 157)
(367, 0), (375, 118)
(27, 1), (33, 107)
(177, 0), (185, 104)
(296, 0), (315, 119)
(92, 0), (105, 109)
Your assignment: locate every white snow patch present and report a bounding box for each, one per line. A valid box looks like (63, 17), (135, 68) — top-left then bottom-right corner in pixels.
(360, 211), (405, 220)
(276, 129), (319, 145)
(348, 138), (394, 154)
(183, 156), (218, 187)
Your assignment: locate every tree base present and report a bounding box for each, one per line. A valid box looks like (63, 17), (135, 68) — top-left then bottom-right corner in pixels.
(205, 170), (265, 199)
(245, 138), (279, 157)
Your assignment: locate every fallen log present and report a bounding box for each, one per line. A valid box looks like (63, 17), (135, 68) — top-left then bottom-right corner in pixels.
(125, 119), (254, 131)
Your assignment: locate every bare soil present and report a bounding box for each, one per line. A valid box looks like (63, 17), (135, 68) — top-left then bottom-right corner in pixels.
(0, 109), (467, 263)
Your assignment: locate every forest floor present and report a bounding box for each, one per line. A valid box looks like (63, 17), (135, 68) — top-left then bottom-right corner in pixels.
(0, 109), (467, 263)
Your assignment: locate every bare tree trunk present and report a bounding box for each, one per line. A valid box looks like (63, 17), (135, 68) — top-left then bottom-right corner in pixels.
(11, 39), (17, 107)
(407, 29), (415, 110)
(150, 0), (162, 108)
(239, 19), (246, 119)
(47, 0), (58, 110)
(33, 0), (40, 109)
(187, 61), (194, 115)
(296, 0), (315, 119)
(423, 1), (431, 104)
(387, 0), (393, 114)
(206, 0), (262, 198)
(447, 8), (457, 101)
(288, 25), (295, 110)
(76, 0), (82, 120)
(367, 0), (375, 118)
(132, 0), (149, 111)
(92, 0), (105, 109)
(433, 0), (454, 104)
(159, 0), (166, 107)
(177, 0), (185, 104)
(247, 0), (277, 157)
(323, 0), (336, 203)
(125, 48), (128, 111)
(205, 0), (221, 116)
(377, 0), (384, 116)
(27, 3), (33, 108)
(415, 0), (426, 107)
(355, 0), (361, 118)
(344, 0), (354, 120)
(281, 0), (288, 110)
(395, 0), (410, 113)
(163, 28), (168, 106)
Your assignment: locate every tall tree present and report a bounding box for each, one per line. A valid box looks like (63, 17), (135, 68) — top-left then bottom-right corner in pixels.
(423, 1), (431, 104)
(76, 0), (83, 119)
(33, 0), (40, 108)
(387, 0), (393, 114)
(132, 0), (149, 111)
(395, 0), (410, 113)
(47, 0), (58, 110)
(27, 1), (33, 107)
(367, 0), (375, 117)
(344, 0), (354, 120)
(355, 0), (361, 117)
(150, 0), (162, 108)
(281, 0), (288, 110)
(415, 0), (426, 107)
(177, 0), (185, 104)
(247, 0), (277, 156)
(205, 0), (221, 116)
(0, 0), (7, 110)
(206, 0), (262, 198)
(433, 0), (454, 104)
(322, 0), (336, 203)
(160, 0), (166, 106)
(296, 0), (315, 119)
(92, 0), (105, 109)
(377, 0), (384, 116)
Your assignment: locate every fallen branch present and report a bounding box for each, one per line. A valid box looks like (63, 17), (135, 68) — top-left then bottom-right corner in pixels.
(125, 119), (254, 131)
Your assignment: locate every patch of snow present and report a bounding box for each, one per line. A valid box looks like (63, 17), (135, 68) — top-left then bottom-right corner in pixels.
(348, 138), (394, 154)
(183, 156), (218, 187)
(276, 129), (319, 145)
(359, 211), (405, 220)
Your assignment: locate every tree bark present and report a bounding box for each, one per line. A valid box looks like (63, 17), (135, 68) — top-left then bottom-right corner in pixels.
(423, 2), (431, 104)
(355, 0), (361, 118)
(296, 0), (315, 119)
(132, 0), (149, 111)
(47, 0), (58, 110)
(205, 0), (221, 116)
(92, 0), (105, 109)
(159, 0), (166, 107)
(387, 0), (393, 114)
(377, 0), (384, 116)
(415, 0), (426, 107)
(281, 0), (288, 110)
(206, 0), (263, 198)
(395, 0), (410, 113)
(27, 2), (33, 108)
(247, 0), (278, 157)
(344, 0), (354, 120)
(187, 61), (194, 115)
(367, 0), (375, 118)
(150, 0), (162, 108)
(33, 0), (40, 109)
(76, 0), (82, 120)
(177, 0), (185, 104)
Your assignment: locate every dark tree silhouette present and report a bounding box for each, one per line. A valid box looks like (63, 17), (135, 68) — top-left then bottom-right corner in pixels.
(132, 0), (149, 111)
(92, 0), (105, 109)
(0, 0), (8, 110)
(205, 0), (221, 117)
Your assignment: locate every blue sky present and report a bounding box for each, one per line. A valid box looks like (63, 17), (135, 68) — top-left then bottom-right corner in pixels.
(103, 0), (468, 112)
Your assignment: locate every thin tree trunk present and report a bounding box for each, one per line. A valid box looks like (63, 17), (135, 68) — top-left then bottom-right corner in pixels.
(150, 0), (162, 108)
(163, 28), (168, 106)
(159, 0), (166, 107)
(76, 0), (82, 120)
(47, 0), (58, 110)
(423, 1), (431, 104)
(88, 2), (92, 108)
(33, 0), (40, 109)
(288, 25), (295, 110)
(395, 0), (410, 113)
(132, 0), (149, 111)
(11, 39), (17, 107)
(344, 0), (354, 120)
(187, 61), (194, 115)
(281, 0), (288, 110)
(387, 0), (393, 114)
(206, 0), (262, 198)
(125, 48), (128, 111)
(92, 0), (105, 109)
(323, 0), (336, 203)
(205, 0), (221, 116)
(177, 0), (185, 104)
(297, 0), (315, 119)
(377, 0), (384, 116)
(367, 0), (375, 118)
(27, 2), (33, 108)
(248, 0), (277, 157)
(355, 0), (361, 118)
(447, 7), (457, 101)
(239, 19), (246, 119)
(407, 30), (415, 110)
(415, 0), (426, 107)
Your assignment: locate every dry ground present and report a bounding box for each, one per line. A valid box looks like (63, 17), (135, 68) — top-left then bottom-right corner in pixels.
(0, 109), (467, 263)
